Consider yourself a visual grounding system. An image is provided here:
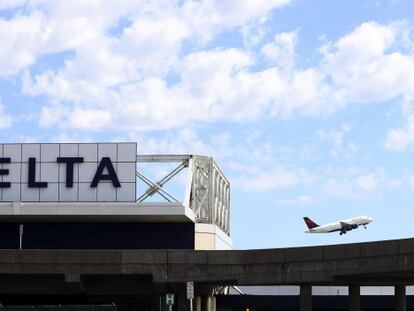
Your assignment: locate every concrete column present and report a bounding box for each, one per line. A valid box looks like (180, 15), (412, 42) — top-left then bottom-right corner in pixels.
(395, 285), (406, 311)
(200, 296), (208, 311)
(202, 296), (215, 311)
(195, 296), (202, 311)
(211, 296), (216, 311)
(349, 285), (360, 311)
(300, 285), (312, 311)
(176, 293), (188, 311)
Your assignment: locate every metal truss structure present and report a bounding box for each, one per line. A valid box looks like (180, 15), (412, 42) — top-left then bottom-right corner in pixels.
(136, 155), (230, 235)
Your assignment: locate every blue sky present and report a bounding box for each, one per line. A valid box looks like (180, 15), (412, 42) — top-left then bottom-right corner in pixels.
(1, 0), (414, 249)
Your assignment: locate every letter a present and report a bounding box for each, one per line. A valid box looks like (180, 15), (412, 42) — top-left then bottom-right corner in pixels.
(90, 157), (121, 188)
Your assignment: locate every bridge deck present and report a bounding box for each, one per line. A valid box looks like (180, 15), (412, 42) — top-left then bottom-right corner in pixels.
(0, 237), (412, 296)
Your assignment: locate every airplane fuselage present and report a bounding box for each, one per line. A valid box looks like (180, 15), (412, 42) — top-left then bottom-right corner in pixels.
(305, 215), (373, 234)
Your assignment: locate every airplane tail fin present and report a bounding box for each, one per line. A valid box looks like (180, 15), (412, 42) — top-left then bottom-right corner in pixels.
(303, 217), (319, 229)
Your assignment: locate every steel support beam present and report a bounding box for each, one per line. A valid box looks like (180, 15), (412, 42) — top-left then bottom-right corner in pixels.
(137, 155), (194, 163)
(137, 161), (187, 202)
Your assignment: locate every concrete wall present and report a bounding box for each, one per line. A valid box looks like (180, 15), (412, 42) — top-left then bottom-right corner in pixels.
(0, 237), (414, 287)
(195, 223), (232, 250)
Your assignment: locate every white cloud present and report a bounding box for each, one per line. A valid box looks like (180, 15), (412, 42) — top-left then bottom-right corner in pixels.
(19, 18), (414, 133)
(321, 21), (414, 103)
(117, 16), (190, 76)
(318, 123), (358, 158)
(0, 0), (291, 77)
(385, 115), (414, 151)
(122, 127), (313, 194)
(276, 195), (315, 205)
(3, 2), (414, 156)
(25, 48), (286, 130)
(323, 172), (383, 198)
(0, 12), (46, 76)
(25, 46), (340, 131)
(228, 155), (313, 192)
(0, 0), (135, 76)
(261, 30), (298, 70)
(388, 178), (403, 189)
(319, 123), (352, 146)
(68, 109), (112, 130)
(15, 1), (301, 132)
(0, 0), (26, 10)
(182, 0), (291, 43)
(0, 100), (12, 129)
(38, 103), (67, 128)
(52, 132), (94, 143)
(127, 128), (215, 155)
(240, 17), (269, 47)
(233, 167), (310, 192)
(356, 174), (379, 191)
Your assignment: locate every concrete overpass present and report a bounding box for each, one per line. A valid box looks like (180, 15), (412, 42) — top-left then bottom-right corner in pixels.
(1, 237), (414, 310)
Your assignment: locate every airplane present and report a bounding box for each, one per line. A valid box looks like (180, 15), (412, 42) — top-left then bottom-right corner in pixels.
(303, 215), (374, 235)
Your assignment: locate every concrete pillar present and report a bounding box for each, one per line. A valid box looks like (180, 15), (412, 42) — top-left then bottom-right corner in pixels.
(201, 296), (215, 311)
(176, 293), (188, 311)
(211, 296), (216, 311)
(200, 296), (208, 311)
(395, 285), (406, 311)
(349, 285), (360, 311)
(195, 296), (202, 311)
(300, 285), (312, 311)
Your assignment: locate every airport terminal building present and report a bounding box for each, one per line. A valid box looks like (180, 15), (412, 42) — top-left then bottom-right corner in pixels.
(0, 142), (414, 311)
(0, 142), (232, 310)
(0, 142), (231, 251)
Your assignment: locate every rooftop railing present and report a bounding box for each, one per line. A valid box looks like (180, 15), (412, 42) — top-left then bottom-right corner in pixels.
(136, 155), (230, 235)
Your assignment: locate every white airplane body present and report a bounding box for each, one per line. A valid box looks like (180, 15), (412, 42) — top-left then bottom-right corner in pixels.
(303, 215), (373, 235)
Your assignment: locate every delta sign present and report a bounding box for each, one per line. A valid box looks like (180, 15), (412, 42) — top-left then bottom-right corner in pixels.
(0, 143), (136, 202)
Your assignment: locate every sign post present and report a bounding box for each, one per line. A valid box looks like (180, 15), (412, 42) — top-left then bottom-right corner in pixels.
(187, 281), (194, 311)
(19, 224), (23, 250)
(166, 293), (175, 311)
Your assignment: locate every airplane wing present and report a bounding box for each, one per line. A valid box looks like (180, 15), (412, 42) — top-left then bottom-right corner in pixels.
(340, 221), (357, 231)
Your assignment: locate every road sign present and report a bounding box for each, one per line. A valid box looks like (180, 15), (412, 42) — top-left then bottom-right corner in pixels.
(166, 293), (175, 306)
(186, 281), (194, 300)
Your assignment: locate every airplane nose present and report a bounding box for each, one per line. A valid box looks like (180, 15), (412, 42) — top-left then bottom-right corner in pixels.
(369, 217), (374, 222)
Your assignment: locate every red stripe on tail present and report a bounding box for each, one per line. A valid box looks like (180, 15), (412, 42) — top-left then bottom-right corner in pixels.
(303, 217), (319, 229)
